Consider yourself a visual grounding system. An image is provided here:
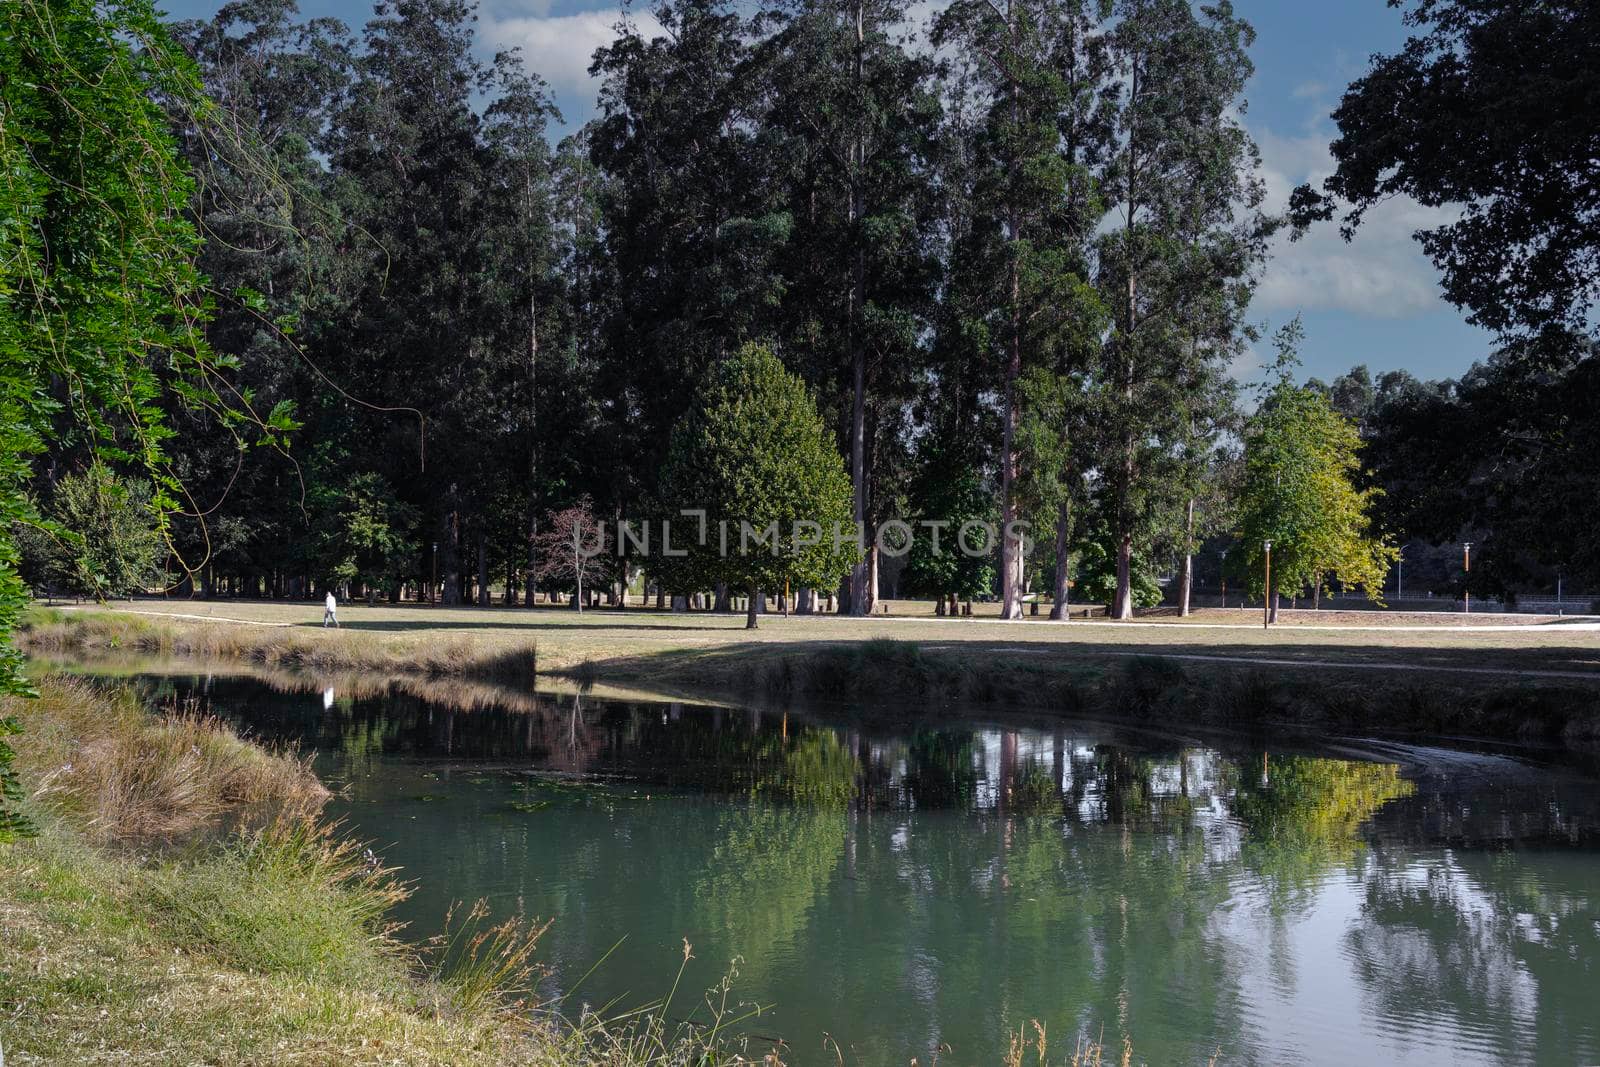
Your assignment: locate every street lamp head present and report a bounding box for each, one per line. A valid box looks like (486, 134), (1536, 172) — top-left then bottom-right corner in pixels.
(1263, 539), (1273, 551)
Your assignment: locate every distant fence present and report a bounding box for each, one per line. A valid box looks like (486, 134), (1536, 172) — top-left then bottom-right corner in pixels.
(1181, 589), (1599, 616)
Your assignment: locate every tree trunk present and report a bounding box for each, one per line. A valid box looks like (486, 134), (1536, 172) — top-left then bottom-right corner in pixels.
(996, 0), (1025, 623)
(1114, 531), (1134, 619)
(998, 271), (1023, 613)
(442, 500), (462, 606)
(1269, 591), (1279, 624)
(865, 546), (879, 614)
(523, 158), (541, 608)
(713, 582), (730, 613)
(1178, 497), (1195, 617)
(797, 587), (814, 615)
(524, 514), (538, 607)
(745, 582), (759, 629)
(846, 0), (871, 617)
(1050, 498), (1071, 620)
(1113, 55), (1141, 622)
(476, 532), (490, 607)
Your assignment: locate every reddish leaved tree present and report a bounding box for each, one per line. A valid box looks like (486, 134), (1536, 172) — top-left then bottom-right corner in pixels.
(532, 499), (612, 611)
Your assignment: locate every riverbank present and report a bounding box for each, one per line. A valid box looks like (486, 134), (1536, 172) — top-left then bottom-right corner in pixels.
(0, 678), (549, 1064)
(0, 678), (828, 1065)
(24, 603), (1600, 750)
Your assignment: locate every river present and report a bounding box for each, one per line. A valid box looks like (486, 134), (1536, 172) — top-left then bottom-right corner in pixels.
(110, 667), (1600, 1065)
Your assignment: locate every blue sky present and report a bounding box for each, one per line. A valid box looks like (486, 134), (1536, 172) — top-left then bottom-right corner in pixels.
(157, 0), (1497, 385)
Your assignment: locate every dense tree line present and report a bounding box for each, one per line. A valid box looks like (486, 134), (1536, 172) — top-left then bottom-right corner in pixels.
(16, 0), (1600, 618)
(13, 0), (1272, 617)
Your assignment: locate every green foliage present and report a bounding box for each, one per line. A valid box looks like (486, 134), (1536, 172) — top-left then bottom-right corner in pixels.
(657, 343), (858, 604)
(1073, 537), (1162, 609)
(588, 0), (780, 499)
(309, 472), (419, 597)
(21, 466), (164, 600)
(1289, 0), (1599, 341)
(900, 440), (997, 601)
(1354, 339), (1600, 594)
(1, 0), (274, 838)
(0, 714), (26, 841)
(1235, 323), (1398, 602)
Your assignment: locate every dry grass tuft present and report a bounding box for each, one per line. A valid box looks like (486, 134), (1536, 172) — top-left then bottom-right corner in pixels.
(9, 677), (327, 841)
(431, 898), (552, 1019)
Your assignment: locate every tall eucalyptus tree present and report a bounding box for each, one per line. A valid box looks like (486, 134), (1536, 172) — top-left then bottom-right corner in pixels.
(327, 0), (502, 604)
(756, 0), (941, 613)
(588, 0), (783, 513)
(1095, 0), (1268, 619)
(482, 61), (562, 603)
(933, 0), (1111, 618)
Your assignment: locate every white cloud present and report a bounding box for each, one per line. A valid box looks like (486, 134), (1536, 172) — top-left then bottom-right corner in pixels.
(482, 8), (663, 95)
(1251, 124), (1453, 320)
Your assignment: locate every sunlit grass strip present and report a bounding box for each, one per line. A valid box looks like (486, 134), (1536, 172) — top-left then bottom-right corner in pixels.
(19, 607), (539, 682)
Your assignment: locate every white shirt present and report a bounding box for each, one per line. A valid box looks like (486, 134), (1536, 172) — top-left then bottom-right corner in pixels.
(325, 593), (337, 612)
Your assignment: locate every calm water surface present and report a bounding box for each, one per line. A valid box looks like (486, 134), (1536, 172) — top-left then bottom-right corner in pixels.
(124, 670), (1600, 1065)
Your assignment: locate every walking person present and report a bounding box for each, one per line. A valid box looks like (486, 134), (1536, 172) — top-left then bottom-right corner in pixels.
(323, 589), (339, 628)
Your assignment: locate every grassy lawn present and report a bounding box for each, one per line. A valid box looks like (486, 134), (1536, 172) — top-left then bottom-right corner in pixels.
(19, 597), (1600, 749)
(31, 597), (1600, 680)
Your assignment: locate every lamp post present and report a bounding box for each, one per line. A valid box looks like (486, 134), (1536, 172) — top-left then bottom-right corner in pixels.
(1396, 542), (1411, 602)
(1262, 540), (1273, 630)
(1462, 541), (1473, 613)
(431, 542), (439, 605)
(1557, 568), (1564, 616)
(1219, 548), (1228, 610)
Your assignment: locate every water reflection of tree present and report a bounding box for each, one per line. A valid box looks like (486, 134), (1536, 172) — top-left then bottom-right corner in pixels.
(1346, 850), (1600, 1063)
(903, 731), (980, 809)
(750, 728), (857, 807)
(1229, 754), (1414, 889)
(689, 803), (848, 990)
(801, 810), (1259, 1064)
